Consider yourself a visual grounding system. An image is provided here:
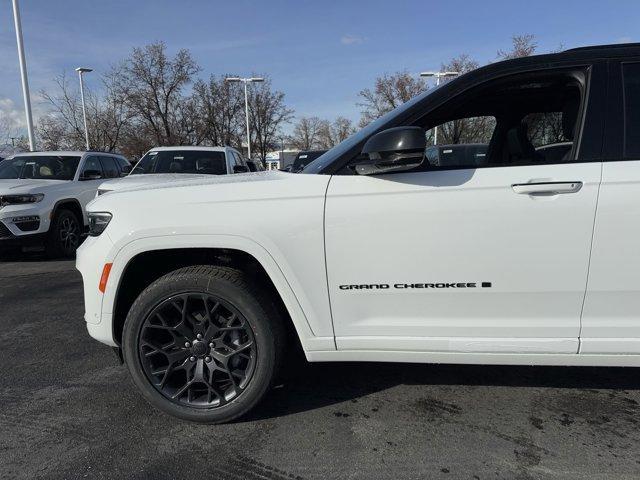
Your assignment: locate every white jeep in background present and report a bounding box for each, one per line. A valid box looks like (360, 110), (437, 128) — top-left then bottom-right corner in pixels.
(78, 43), (640, 424)
(0, 151), (130, 257)
(97, 146), (250, 196)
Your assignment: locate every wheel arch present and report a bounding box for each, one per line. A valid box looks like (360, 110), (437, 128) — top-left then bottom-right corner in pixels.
(108, 243), (327, 354)
(51, 198), (85, 226)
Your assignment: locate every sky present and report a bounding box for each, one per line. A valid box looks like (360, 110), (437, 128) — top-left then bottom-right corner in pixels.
(0, 0), (638, 137)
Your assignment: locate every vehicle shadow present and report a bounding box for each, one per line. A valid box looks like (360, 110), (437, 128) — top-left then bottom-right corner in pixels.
(0, 248), (73, 263)
(247, 359), (640, 422)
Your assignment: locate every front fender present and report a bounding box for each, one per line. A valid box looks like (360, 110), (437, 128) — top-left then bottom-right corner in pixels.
(105, 234), (335, 352)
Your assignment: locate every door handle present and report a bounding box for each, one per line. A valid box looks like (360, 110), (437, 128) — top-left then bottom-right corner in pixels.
(512, 181), (583, 195)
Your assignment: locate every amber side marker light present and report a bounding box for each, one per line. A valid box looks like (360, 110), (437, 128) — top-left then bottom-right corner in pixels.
(99, 263), (113, 293)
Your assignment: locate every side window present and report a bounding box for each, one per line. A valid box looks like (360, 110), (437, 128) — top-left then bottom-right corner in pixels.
(115, 156), (130, 170)
(99, 156), (119, 178)
(80, 156), (103, 178)
(231, 151), (244, 166)
(417, 69), (585, 171)
(623, 62), (640, 158)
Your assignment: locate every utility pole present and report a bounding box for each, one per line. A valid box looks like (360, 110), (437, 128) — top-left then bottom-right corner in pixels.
(224, 77), (264, 159)
(75, 67), (93, 150)
(11, 0), (35, 151)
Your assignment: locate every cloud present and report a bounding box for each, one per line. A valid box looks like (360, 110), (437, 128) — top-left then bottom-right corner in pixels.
(340, 34), (366, 46)
(0, 98), (27, 132)
(618, 36), (633, 44)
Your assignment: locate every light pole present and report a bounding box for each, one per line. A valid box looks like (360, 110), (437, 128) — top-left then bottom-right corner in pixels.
(420, 71), (460, 145)
(75, 67), (93, 150)
(11, 0), (35, 151)
(224, 77), (264, 159)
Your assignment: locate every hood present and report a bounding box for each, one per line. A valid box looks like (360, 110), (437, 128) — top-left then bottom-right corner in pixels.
(0, 178), (66, 193)
(98, 173), (217, 193)
(99, 171), (280, 195)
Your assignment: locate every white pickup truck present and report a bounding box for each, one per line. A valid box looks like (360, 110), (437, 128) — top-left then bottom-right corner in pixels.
(77, 43), (640, 423)
(0, 151), (129, 257)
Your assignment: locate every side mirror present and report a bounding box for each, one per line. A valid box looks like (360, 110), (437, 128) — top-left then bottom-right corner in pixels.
(120, 165), (132, 176)
(80, 169), (103, 180)
(355, 126), (426, 175)
(233, 165), (249, 173)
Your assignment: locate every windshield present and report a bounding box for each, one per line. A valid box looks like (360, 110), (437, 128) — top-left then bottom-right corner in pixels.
(131, 150), (227, 175)
(0, 155), (81, 180)
(301, 86), (438, 174)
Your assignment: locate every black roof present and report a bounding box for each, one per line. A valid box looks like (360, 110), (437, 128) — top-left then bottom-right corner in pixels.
(478, 42), (640, 75)
(564, 42), (640, 54)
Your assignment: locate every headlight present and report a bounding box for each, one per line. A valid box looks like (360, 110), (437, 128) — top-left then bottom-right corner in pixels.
(0, 193), (44, 207)
(88, 212), (112, 236)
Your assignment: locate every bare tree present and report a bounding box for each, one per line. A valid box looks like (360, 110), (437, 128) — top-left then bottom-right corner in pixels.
(317, 116), (356, 148)
(289, 116), (327, 150)
(109, 42), (200, 146)
(191, 75), (245, 148)
(38, 73), (132, 152)
(247, 77), (294, 161)
(357, 71), (427, 126)
(497, 34), (538, 60)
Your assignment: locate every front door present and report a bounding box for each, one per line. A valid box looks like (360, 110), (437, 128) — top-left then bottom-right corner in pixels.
(324, 66), (604, 354)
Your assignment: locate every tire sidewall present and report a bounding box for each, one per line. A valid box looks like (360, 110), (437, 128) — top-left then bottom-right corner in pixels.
(122, 268), (278, 423)
(47, 209), (81, 258)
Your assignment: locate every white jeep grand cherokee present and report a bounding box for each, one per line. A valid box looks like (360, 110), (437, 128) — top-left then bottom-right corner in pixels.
(77, 43), (640, 423)
(0, 151), (129, 257)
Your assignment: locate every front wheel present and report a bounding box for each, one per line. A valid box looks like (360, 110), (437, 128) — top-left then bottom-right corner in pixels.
(45, 209), (81, 258)
(122, 265), (285, 423)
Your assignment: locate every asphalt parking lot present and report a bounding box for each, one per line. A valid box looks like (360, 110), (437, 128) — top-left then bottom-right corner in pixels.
(1, 256), (640, 480)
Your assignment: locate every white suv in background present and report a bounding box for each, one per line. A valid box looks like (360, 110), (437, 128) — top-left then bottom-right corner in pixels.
(97, 146), (249, 195)
(0, 151), (130, 257)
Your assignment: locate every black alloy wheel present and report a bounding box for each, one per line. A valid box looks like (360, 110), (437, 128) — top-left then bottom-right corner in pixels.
(138, 293), (257, 408)
(122, 265), (285, 423)
(46, 209), (81, 258)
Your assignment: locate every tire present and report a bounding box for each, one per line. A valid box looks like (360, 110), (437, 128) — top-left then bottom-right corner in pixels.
(45, 208), (81, 258)
(122, 265), (285, 423)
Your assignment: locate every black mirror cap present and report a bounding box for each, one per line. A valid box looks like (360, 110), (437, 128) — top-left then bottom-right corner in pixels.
(246, 160), (257, 172)
(233, 165), (249, 173)
(362, 126), (427, 157)
(121, 164), (132, 175)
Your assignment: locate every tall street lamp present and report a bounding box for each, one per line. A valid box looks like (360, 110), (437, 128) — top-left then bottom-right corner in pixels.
(420, 71), (460, 145)
(11, 0), (35, 151)
(75, 67), (93, 150)
(225, 77), (264, 159)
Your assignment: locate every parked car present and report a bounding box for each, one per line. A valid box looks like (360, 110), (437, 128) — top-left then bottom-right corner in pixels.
(289, 150), (327, 172)
(97, 147), (248, 196)
(424, 144), (488, 168)
(78, 42), (640, 423)
(0, 151), (129, 257)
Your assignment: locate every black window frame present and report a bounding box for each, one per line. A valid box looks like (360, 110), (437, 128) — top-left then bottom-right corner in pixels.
(343, 64), (604, 175)
(615, 59), (640, 160)
(307, 59), (607, 176)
